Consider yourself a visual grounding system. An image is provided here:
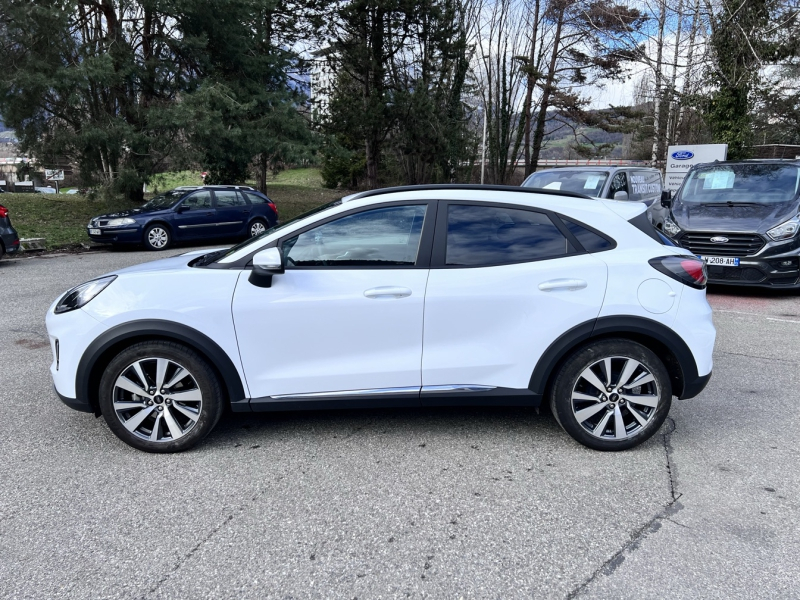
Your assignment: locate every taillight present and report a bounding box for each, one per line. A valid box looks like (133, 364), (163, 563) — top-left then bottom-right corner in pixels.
(267, 200), (278, 216)
(648, 256), (707, 289)
(0, 205), (7, 218)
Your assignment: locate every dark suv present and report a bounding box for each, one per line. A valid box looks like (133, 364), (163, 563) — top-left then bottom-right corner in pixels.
(88, 185), (279, 251)
(0, 203), (20, 260)
(661, 160), (800, 288)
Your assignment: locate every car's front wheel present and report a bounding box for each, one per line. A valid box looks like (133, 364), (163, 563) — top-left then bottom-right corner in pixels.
(143, 224), (171, 251)
(98, 341), (225, 452)
(550, 339), (672, 451)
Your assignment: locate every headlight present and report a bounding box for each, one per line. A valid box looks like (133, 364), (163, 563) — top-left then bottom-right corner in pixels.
(55, 275), (117, 314)
(663, 216), (681, 237)
(767, 216), (800, 241)
(105, 217), (136, 227)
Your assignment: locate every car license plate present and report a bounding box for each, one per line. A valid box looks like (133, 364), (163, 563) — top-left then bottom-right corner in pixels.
(89, 228), (101, 235)
(700, 256), (739, 266)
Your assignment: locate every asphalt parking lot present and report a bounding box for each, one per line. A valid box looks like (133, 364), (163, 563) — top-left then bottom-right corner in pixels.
(1, 248), (799, 599)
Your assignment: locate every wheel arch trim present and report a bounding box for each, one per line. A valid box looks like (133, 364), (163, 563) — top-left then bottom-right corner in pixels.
(76, 319), (247, 414)
(529, 315), (701, 400)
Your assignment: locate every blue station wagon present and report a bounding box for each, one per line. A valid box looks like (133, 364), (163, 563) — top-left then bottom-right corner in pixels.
(87, 185), (279, 251)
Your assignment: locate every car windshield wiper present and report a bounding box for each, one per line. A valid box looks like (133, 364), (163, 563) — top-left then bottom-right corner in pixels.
(193, 249), (225, 267)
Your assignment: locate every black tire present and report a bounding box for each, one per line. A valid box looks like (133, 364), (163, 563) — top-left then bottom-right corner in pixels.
(249, 218), (268, 238)
(143, 223), (171, 251)
(550, 339), (672, 451)
(98, 341), (225, 453)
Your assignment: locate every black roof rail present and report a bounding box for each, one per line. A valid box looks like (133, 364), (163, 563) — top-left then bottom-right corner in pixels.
(347, 183), (593, 201)
(202, 184), (256, 190)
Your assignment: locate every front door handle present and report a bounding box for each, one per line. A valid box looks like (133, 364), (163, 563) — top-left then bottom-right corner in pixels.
(538, 278), (588, 292)
(364, 286), (412, 299)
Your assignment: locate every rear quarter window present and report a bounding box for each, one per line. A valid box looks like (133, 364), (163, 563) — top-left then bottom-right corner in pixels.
(560, 218), (615, 252)
(245, 191), (268, 204)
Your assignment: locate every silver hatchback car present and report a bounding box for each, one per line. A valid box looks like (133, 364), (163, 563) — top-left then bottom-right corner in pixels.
(522, 166), (666, 227)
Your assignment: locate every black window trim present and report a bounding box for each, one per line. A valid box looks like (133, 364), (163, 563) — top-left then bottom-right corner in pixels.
(430, 200), (589, 269)
(206, 197), (616, 271)
(276, 199), (437, 270)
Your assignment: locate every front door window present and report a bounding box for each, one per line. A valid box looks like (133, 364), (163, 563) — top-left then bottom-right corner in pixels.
(283, 205), (427, 267)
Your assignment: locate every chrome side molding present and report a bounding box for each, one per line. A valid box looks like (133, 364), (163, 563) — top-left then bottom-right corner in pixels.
(270, 386), (420, 400)
(421, 385), (496, 393)
(269, 384), (496, 400)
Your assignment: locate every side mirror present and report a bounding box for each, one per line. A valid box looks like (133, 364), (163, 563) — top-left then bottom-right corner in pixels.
(248, 247), (284, 288)
(660, 189), (673, 208)
(613, 190), (629, 201)
(176, 205), (190, 213)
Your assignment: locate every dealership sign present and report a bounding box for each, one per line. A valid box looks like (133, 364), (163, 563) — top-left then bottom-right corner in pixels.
(665, 144), (727, 191)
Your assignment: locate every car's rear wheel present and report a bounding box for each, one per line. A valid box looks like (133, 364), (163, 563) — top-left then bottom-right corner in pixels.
(550, 339), (672, 451)
(98, 341), (225, 453)
(249, 218), (267, 238)
(143, 224), (171, 251)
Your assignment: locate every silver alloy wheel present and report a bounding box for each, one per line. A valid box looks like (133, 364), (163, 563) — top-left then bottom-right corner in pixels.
(112, 357), (202, 442)
(571, 356), (660, 440)
(147, 227), (169, 249)
(250, 221), (266, 237)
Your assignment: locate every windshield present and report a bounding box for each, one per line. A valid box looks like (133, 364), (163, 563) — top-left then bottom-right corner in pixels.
(523, 170), (609, 196)
(207, 198), (344, 264)
(142, 189), (188, 209)
(680, 164), (800, 204)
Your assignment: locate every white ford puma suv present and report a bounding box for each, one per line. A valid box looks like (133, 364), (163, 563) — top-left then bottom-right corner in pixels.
(46, 185), (715, 453)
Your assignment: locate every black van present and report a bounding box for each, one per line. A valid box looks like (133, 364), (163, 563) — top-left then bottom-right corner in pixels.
(661, 160), (800, 288)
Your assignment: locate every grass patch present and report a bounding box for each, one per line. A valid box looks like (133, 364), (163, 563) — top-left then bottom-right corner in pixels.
(269, 167), (324, 188)
(149, 170), (204, 193)
(1, 193), (138, 249)
(266, 184), (347, 221)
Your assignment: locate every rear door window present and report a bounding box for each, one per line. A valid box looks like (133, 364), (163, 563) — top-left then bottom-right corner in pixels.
(215, 190), (246, 207)
(445, 204), (571, 267)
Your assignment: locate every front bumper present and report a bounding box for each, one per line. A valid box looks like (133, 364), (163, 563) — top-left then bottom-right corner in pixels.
(46, 303), (109, 408)
(54, 385), (93, 413)
(87, 227), (141, 244)
(706, 255), (800, 288)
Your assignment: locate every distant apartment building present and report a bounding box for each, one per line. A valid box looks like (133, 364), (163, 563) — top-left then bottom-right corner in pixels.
(309, 48), (336, 120)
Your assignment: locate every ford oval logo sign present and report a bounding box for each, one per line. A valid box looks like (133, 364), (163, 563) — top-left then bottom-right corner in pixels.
(710, 236), (729, 243)
(671, 150), (695, 160)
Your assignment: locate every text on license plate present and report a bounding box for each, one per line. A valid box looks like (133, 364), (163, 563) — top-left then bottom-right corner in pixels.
(89, 228), (101, 235)
(700, 256), (739, 266)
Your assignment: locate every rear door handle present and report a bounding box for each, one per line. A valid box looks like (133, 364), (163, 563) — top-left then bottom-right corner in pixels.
(538, 278), (588, 292)
(364, 286), (412, 299)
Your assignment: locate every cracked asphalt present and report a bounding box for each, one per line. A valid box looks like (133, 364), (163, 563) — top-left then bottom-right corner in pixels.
(1, 248), (798, 599)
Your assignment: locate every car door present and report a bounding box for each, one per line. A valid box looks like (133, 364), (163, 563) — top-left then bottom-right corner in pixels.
(172, 190), (216, 240)
(214, 190), (250, 237)
(232, 201), (433, 406)
(420, 201), (608, 403)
